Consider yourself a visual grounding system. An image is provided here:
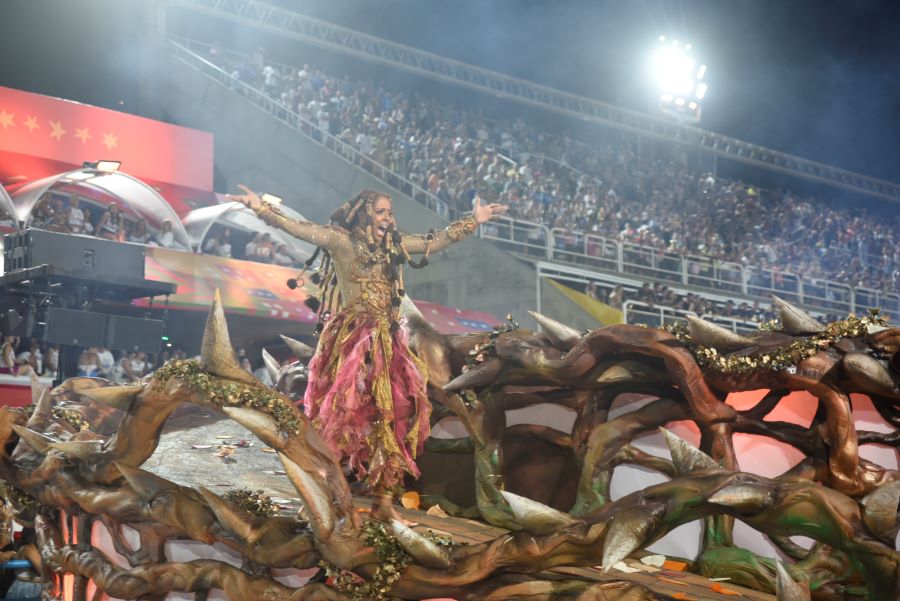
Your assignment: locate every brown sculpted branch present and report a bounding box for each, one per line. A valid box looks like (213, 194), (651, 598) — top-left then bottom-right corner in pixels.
(0, 295), (897, 600)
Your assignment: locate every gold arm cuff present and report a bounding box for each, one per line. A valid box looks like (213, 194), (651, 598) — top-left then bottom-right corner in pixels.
(446, 215), (478, 242)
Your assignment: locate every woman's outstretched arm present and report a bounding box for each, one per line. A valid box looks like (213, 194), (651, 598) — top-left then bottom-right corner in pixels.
(402, 197), (507, 253)
(228, 185), (344, 250)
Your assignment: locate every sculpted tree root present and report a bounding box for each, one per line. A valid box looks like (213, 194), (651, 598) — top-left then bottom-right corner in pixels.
(0, 295), (897, 600)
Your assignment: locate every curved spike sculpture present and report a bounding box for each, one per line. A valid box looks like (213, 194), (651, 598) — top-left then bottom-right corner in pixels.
(0, 301), (897, 601)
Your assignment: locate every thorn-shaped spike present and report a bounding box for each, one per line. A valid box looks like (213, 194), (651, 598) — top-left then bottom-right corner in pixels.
(499, 491), (578, 535)
(279, 335), (314, 359)
(660, 428), (720, 474)
(222, 406), (285, 450)
(11, 425), (56, 454)
(443, 359), (501, 392)
(201, 289), (256, 385)
(771, 296), (824, 335)
(596, 365), (635, 385)
(389, 519), (452, 569)
(843, 352), (897, 397)
(30, 372), (49, 408)
(686, 315), (755, 351)
(115, 462), (180, 501)
(278, 453), (334, 541)
(860, 480), (900, 544)
(79, 385), (143, 411)
(775, 561), (811, 601)
(26, 382), (52, 428)
(49, 440), (104, 458)
(528, 311), (581, 350)
(197, 486), (255, 543)
(708, 483), (772, 513)
(261, 349), (281, 384)
(601, 506), (662, 572)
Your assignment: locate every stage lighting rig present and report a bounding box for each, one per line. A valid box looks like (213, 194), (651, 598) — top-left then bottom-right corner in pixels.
(82, 160), (121, 172)
(651, 36), (707, 123)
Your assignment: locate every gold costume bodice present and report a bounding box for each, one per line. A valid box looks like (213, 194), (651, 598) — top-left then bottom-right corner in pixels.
(253, 204), (477, 315)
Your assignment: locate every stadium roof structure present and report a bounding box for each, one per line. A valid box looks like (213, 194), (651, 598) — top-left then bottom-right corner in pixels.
(10, 168), (193, 249)
(169, 0), (900, 204)
(182, 197), (319, 259)
(0, 181), (16, 226)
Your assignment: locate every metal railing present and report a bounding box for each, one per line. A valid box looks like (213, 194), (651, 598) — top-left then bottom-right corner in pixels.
(481, 216), (900, 317)
(171, 35), (899, 275)
(168, 39), (454, 220)
(622, 301), (761, 334)
(171, 0), (900, 204)
(169, 40), (900, 320)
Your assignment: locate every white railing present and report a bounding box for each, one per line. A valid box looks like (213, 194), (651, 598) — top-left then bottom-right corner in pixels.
(482, 216), (900, 317)
(171, 35), (899, 277)
(171, 0), (900, 204)
(168, 39), (454, 220)
(169, 40), (900, 320)
(622, 301), (762, 335)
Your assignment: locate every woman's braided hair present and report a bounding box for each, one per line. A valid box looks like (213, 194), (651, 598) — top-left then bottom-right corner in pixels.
(300, 190), (431, 335)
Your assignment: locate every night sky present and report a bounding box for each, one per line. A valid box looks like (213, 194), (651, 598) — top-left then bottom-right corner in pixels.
(2, 0), (900, 183)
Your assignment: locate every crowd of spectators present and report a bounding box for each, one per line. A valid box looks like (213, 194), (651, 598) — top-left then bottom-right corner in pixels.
(29, 194), (301, 267)
(201, 225), (299, 267)
(590, 281), (788, 325)
(212, 44), (900, 296)
(31, 194), (183, 249)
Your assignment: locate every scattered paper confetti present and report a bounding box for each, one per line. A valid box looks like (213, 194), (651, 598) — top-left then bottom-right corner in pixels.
(216, 449), (235, 459)
(190, 444), (213, 449)
(400, 491), (421, 510)
(611, 561), (640, 573)
(215, 435), (233, 439)
(657, 576), (689, 586)
(670, 593), (696, 600)
(425, 505), (450, 518)
(709, 577), (731, 582)
(663, 560), (688, 571)
(261, 448), (276, 453)
(710, 582), (742, 596)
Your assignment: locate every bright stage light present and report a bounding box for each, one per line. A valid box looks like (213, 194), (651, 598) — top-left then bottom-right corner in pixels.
(82, 160), (121, 172)
(650, 36), (707, 123)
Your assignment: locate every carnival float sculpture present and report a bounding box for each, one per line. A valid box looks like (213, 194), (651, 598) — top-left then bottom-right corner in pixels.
(0, 293), (897, 601)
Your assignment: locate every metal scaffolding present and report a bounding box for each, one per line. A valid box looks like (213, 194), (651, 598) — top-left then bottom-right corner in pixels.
(171, 0), (900, 203)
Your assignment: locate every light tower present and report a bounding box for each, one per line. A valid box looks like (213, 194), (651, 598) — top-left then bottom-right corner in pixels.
(650, 36), (708, 124)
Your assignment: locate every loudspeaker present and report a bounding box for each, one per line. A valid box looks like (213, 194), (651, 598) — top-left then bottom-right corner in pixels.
(3, 229), (145, 280)
(106, 315), (164, 353)
(45, 307), (108, 347)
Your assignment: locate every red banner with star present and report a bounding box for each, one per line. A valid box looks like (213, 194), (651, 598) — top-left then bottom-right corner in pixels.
(0, 86), (213, 191)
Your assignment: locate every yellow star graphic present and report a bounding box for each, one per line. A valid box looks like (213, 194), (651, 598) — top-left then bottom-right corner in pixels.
(102, 132), (118, 150)
(74, 127), (92, 144)
(49, 120), (66, 141)
(24, 116), (39, 132)
(0, 110), (14, 130)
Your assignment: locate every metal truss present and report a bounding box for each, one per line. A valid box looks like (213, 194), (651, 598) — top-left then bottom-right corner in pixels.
(171, 0), (900, 203)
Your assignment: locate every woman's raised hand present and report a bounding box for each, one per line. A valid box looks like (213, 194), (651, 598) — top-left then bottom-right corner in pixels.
(472, 196), (509, 224)
(227, 184), (263, 211)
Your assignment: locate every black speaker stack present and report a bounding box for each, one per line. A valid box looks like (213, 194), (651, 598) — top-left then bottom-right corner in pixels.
(0, 229), (177, 381)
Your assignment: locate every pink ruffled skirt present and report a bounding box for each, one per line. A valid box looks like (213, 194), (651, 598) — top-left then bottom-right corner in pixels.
(303, 309), (431, 488)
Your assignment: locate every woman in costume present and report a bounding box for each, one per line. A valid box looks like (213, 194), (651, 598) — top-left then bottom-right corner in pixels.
(229, 186), (506, 519)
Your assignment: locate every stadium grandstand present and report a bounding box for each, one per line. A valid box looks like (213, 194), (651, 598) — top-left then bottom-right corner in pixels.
(1, 2), (898, 600)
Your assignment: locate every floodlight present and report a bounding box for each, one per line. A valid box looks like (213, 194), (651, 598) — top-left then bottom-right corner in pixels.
(651, 36), (707, 123)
